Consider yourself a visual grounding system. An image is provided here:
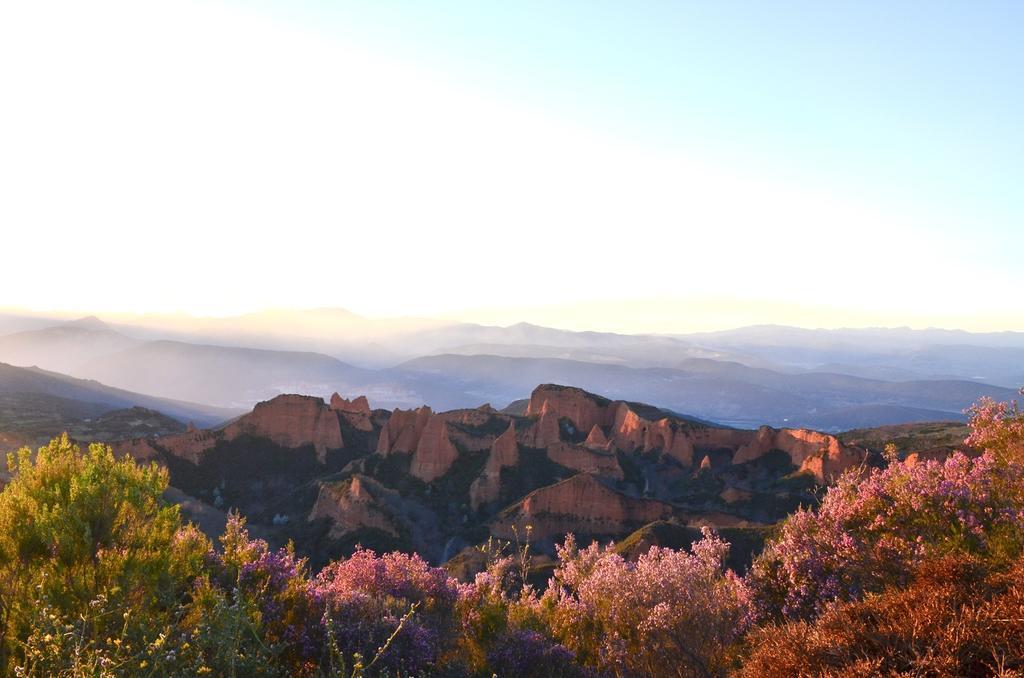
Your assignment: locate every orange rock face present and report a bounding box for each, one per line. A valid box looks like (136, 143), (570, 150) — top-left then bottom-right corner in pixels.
(378, 406), (507, 483)
(521, 405), (563, 448)
(731, 425), (867, 483)
(114, 420), (219, 465)
(469, 422), (520, 510)
(493, 473), (673, 542)
(224, 394), (345, 464)
(309, 474), (400, 539)
(116, 394), (348, 466)
(546, 441), (624, 480)
(377, 406), (433, 455)
(409, 415), (460, 483)
(584, 425), (610, 449)
(152, 428), (221, 464)
(527, 385), (614, 434)
(609, 404), (696, 466)
(113, 437), (167, 464)
(525, 387), (696, 465)
(330, 393), (373, 431)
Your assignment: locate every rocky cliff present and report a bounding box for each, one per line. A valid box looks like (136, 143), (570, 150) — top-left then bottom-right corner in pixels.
(492, 473), (674, 541)
(115, 393), (354, 467)
(106, 383), (873, 569)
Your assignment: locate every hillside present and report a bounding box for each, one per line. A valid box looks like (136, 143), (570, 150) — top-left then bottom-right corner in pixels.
(78, 340), (377, 409)
(106, 383), (904, 571)
(391, 354), (1016, 430)
(0, 316), (141, 374)
(0, 362), (237, 427)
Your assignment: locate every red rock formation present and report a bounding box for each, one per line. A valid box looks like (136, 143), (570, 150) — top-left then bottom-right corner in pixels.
(224, 394), (344, 464)
(547, 442), (624, 479)
(443, 409), (504, 452)
(492, 473), (673, 541)
(155, 428), (221, 464)
(608, 403), (695, 466)
(527, 385), (614, 433)
(113, 437), (165, 463)
(377, 406), (433, 455)
(584, 424), (610, 449)
(113, 394), (347, 466)
(308, 474), (400, 539)
(379, 406), (512, 482)
(731, 425), (867, 483)
(330, 393), (373, 431)
(113, 426), (221, 465)
(521, 405), (562, 448)
(469, 422), (520, 510)
(409, 415), (459, 483)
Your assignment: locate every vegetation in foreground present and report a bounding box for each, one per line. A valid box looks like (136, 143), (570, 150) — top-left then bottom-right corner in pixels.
(0, 396), (1022, 676)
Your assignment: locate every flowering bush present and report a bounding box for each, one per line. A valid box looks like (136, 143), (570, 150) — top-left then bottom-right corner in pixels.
(485, 629), (582, 678)
(541, 529), (753, 677)
(967, 394), (1024, 463)
(179, 516), (323, 675)
(5, 390), (1024, 676)
(314, 548), (461, 674)
(748, 450), (1024, 620)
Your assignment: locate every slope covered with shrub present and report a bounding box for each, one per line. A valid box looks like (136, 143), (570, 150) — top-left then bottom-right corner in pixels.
(1, 390), (1022, 675)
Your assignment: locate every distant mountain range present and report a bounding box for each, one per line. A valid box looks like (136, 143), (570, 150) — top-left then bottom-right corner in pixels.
(0, 361), (237, 429)
(0, 310), (1019, 431)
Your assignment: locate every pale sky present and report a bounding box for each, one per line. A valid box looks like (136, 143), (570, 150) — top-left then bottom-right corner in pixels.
(1, 1), (1021, 333)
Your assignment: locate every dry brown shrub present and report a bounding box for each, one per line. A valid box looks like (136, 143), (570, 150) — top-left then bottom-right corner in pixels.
(739, 555), (1024, 677)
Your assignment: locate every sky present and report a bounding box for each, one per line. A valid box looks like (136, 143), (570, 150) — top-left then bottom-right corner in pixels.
(1, 0), (1021, 333)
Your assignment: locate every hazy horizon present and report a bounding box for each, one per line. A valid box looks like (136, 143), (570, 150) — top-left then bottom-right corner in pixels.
(3, 301), (1023, 337)
(2, 1), (1021, 333)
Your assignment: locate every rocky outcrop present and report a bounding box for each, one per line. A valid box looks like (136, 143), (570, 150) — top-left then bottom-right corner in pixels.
(409, 415), (460, 483)
(151, 427), (221, 464)
(224, 394), (344, 463)
(546, 442), (623, 479)
(521, 405), (563, 448)
(525, 386), (696, 465)
(584, 425), (609, 449)
(492, 473), (673, 542)
(377, 406), (433, 455)
(114, 425), (221, 465)
(526, 385), (614, 434)
(609, 404), (695, 466)
(731, 426), (867, 482)
(115, 394), (347, 467)
(330, 393), (373, 431)
(308, 473), (444, 559)
(113, 437), (165, 463)
(469, 422), (520, 510)
(309, 474), (401, 539)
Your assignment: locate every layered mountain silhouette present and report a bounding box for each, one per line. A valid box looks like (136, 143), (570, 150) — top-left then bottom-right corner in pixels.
(0, 311), (1017, 430)
(0, 361), (232, 474)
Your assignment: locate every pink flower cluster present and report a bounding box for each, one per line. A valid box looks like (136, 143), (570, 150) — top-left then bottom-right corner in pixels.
(314, 549), (462, 673)
(749, 450), (1024, 620)
(967, 396), (1024, 461)
(542, 529), (753, 676)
